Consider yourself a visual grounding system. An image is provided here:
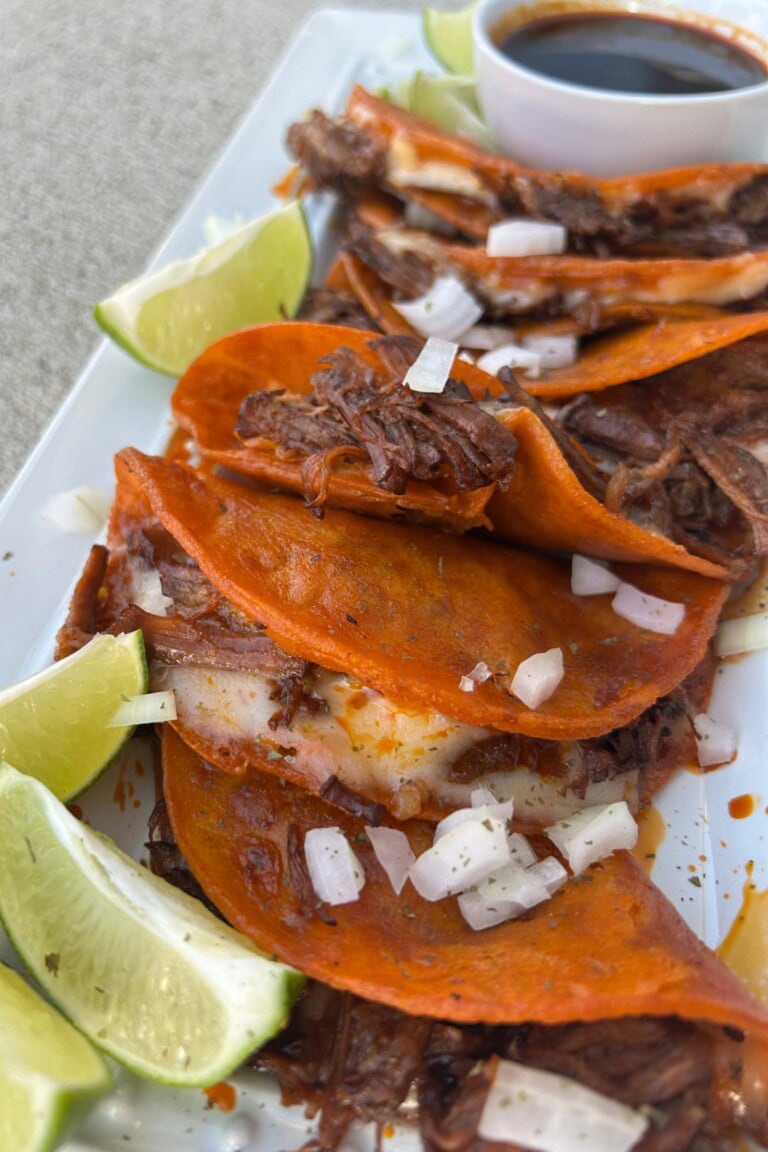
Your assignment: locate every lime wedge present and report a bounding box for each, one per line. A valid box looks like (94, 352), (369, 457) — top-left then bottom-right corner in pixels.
(0, 632), (147, 802)
(0, 763), (304, 1086)
(407, 71), (495, 148)
(423, 3), (477, 75)
(95, 200), (313, 377)
(0, 962), (110, 1152)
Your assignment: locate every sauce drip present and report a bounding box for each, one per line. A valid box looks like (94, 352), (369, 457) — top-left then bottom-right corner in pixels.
(496, 12), (768, 95)
(631, 803), (665, 874)
(729, 793), (755, 820)
(718, 872), (768, 1006)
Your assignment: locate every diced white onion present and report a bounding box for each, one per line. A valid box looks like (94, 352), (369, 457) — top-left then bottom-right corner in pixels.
(41, 486), (111, 534)
(365, 825), (415, 895)
(434, 800), (514, 841)
(409, 816), (509, 901)
(403, 336), (459, 394)
(716, 613), (768, 657)
(457, 868), (533, 930)
(486, 219), (567, 258)
(612, 581), (685, 635)
(459, 660), (492, 692)
(571, 555), (621, 597)
(521, 333), (578, 370)
(693, 713), (738, 768)
(131, 565), (174, 616)
(458, 855), (567, 931)
(507, 832), (537, 869)
(304, 826), (366, 906)
(476, 343), (541, 378)
(471, 786), (497, 808)
(545, 801), (637, 876)
(510, 648), (564, 709)
(479, 1058), (649, 1152)
(394, 275), (483, 341)
(459, 323), (518, 350)
(106, 690), (177, 728)
(529, 855), (569, 895)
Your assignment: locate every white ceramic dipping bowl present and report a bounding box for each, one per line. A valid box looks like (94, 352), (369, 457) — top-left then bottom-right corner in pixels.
(473, 0), (768, 174)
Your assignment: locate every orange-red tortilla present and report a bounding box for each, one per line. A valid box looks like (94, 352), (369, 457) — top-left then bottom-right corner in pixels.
(115, 447), (728, 740)
(527, 311), (768, 398)
(345, 84), (768, 217)
(162, 725), (768, 1035)
(171, 321), (729, 577)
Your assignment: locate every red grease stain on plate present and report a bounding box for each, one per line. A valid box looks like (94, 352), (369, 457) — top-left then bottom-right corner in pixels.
(204, 1081), (237, 1112)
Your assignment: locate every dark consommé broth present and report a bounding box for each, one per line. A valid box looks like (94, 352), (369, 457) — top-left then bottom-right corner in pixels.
(495, 11), (768, 95)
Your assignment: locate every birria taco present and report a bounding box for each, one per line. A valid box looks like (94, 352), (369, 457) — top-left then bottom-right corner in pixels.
(154, 726), (768, 1152)
(58, 445), (726, 826)
(171, 321), (767, 578)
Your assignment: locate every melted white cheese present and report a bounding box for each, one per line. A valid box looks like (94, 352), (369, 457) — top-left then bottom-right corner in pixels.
(155, 665), (636, 825)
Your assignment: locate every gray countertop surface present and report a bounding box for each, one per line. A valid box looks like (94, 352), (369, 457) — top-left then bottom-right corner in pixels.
(1, 0), (425, 498)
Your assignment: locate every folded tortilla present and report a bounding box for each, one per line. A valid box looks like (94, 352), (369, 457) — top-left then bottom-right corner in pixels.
(161, 724), (768, 1043)
(74, 449), (712, 826)
(114, 447), (728, 743)
(171, 321), (730, 577)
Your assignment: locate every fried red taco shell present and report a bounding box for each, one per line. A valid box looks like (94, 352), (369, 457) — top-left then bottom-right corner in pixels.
(162, 726), (768, 1038)
(171, 321), (492, 534)
(116, 447), (728, 741)
(171, 322), (729, 577)
(341, 86), (768, 251)
(527, 312), (768, 399)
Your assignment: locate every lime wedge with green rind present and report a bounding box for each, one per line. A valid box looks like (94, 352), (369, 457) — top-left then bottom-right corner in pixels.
(423, 3), (478, 75)
(407, 71), (495, 148)
(0, 762), (304, 1087)
(0, 631), (147, 802)
(95, 200), (313, 377)
(0, 962), (111, 1152)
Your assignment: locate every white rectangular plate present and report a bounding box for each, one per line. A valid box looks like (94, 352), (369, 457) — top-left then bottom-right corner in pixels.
(1, 8), (766, 1151)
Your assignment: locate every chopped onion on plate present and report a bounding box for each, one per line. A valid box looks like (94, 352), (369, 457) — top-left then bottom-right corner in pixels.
(434, 799), (514, 841)
(476, 342), (541, 378)
(521, 333), (578, 370)
(409, 816), (509, 901)
(693, 713), (738, 768)
(486, 219), (567, 257)
(716, 613), (768, 657)
(365, 825), (415, 895)
(459, 660), (492, 692)
(612, 582), (685, 635)
(459, 323), (518, 350)
(571, 555), (621, 596)
(393, 275), (483, 341)
(479, 1058), (648, 1152)
(545, 801), (637, 875)
(107, 690), (177, 728)
(130, 565), (174, 616)
(41, 485), (111, 534)
(305, 826), (365, 905)
(510, 647), (564, 709)
(403, 336), (459, 394)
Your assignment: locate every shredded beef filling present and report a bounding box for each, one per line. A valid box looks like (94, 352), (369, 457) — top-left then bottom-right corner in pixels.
(298, 285), (380, 331)
(244, 981), (758, 1152)
(235, 334), (519, 502)
(285, 108), (768, 255)
(559, 333), (768, 570)
(287, 109), (386, 197)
